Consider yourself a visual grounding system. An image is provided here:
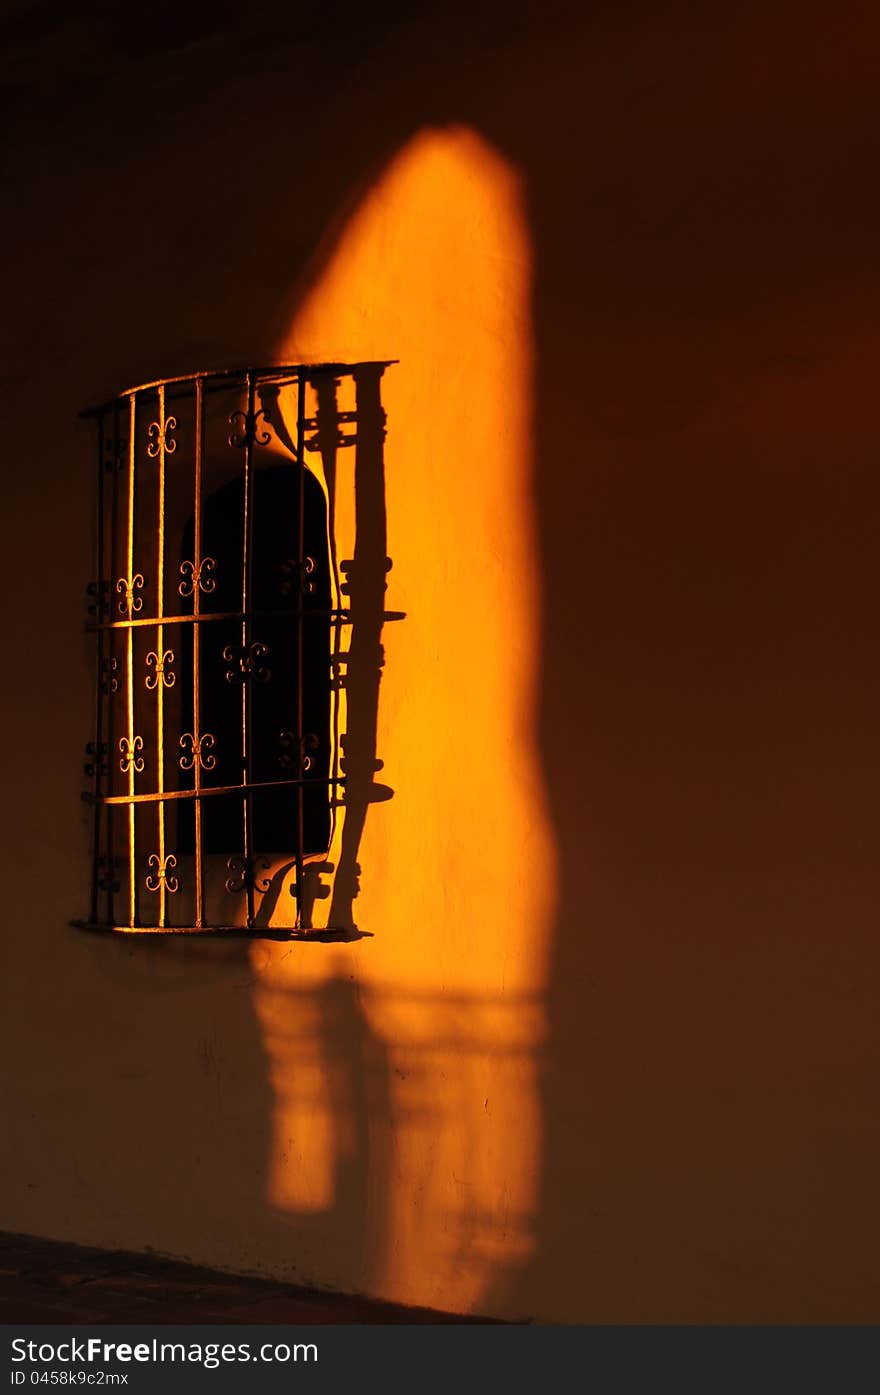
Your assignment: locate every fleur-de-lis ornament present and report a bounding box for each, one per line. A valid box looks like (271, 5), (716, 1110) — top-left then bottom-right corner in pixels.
(146, 416), (177, 456)
(145, 649), (175, 689)
(178, 557), (217, 598)
(179, 732), (217, 771)
(119, 735), (145, 774)
(116, 573), (144, 616)
(145, 854), (179, 893)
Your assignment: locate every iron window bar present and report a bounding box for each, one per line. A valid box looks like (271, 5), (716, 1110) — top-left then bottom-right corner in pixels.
(75, 361), (394, 937)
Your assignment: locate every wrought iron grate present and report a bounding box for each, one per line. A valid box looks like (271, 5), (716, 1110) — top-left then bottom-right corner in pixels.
(76, 362), (392, 935)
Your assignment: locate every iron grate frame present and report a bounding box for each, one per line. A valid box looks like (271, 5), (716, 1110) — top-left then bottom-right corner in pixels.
(74, 360), (394, 938)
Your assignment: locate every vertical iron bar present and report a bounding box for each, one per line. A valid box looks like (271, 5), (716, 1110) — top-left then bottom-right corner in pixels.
(105, 401), (121, 926)
(327, 365), (387, 932)
(126, 393), (137, 926)
(89, 411), (106, 925)
(156, 385), (167, 927)
(193, 377), (204, 927)
(294, 370), (307, 927)
(314, 374), (343, 864)
(241, 373), (256, 927)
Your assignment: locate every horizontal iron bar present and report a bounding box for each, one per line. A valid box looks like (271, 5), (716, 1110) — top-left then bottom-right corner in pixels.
(71, 920), (328, 939)
(80, 360), (397, 417)
(88, 608), (364, 632)
(85, 776), (346, 807)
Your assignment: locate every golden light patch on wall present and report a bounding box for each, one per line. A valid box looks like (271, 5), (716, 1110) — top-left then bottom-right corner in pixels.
(252, 126), (558, 1315)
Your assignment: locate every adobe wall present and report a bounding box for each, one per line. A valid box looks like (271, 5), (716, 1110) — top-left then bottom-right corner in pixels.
(1, 0), (878, 1320)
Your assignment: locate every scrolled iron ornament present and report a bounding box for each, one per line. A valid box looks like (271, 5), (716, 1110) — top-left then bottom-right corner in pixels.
(146, 416), (178, 456)
(179, 731), (217, 771)
(280, 555), (317, 597)
(279, 730), (319, 772)
(86, 579), (111, 619)
(103, 438), (127, 474)
(278, 729), (295, 770)
(145, 853), (179, 894)
(178, 557), (217, 598)
(145, 649), (175, 689)
(116, 573), (144, 617)
(100, 657), (119, 694)
(84, 741), (109, 779)
(228, 408), (272, 449)
(119, 734), (145, 774)
(224, 856), (271, 895)
(222, 641), (270, 684)
(97, 854), (124, 893)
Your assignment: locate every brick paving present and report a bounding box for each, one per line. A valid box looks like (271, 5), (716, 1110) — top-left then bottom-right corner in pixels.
(0, 1232), (487, 1324)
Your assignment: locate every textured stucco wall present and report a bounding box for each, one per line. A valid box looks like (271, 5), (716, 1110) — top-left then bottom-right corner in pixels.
(1, 0), (879, 1321)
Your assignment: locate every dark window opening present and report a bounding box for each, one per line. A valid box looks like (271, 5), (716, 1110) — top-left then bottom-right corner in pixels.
(177, 462), (331, 856)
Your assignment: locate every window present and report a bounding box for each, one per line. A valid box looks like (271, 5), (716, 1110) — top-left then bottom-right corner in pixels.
(78, 362), (392, 935)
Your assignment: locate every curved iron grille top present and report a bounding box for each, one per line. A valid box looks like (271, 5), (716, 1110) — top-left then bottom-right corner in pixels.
(77, 362), (393, 936)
